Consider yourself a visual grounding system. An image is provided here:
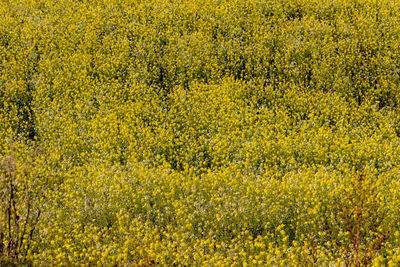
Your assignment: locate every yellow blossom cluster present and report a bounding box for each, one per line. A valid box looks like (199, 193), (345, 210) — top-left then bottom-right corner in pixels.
(1, 0), (400, 265)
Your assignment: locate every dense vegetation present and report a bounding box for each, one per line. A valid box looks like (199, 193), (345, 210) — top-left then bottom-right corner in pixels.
(1, 0), (400, 265)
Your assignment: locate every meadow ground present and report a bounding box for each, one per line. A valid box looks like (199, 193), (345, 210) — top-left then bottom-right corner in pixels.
(1, 0), (400, 265)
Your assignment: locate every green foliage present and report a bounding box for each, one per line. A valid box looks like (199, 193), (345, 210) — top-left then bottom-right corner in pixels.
(1, 0), (400, 265)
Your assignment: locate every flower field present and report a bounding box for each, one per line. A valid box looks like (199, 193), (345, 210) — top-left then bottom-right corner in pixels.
(1, 0), (400, 265)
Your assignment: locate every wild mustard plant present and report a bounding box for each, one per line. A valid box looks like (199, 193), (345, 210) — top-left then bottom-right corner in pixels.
(1, 0), (400, 265)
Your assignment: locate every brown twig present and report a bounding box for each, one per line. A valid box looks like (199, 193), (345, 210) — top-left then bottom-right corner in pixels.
(354, 170), (364, 267)
(25, 207), (40, 262)
(7, 176), (13, 257)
